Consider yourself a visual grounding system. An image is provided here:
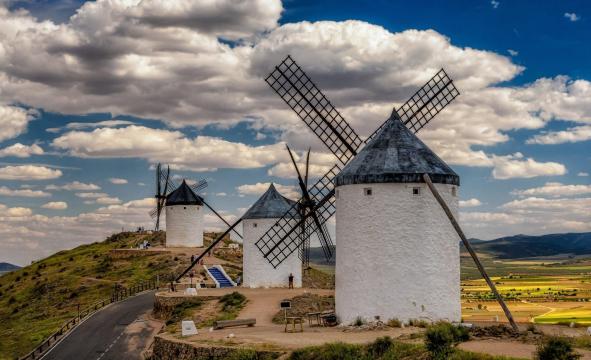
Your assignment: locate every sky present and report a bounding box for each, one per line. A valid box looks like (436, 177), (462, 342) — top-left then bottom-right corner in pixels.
(0, 0), (590, 266)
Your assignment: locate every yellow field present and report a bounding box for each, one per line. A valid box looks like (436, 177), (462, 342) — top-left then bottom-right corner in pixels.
(460, 257), (591, 325)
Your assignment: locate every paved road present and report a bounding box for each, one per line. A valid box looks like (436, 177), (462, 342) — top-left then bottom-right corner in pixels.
(44, 291), (159, 360)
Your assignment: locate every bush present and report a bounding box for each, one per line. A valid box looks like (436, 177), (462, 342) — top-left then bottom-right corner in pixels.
(425, 322), (470, 360)
(536, 337), (581, 360)
(291, 342), (365, 360)
(367, 336), (394, 358)
(219, 292), (246, 312)
(353, 316), (366, 327)
(387, 318), (402, 328)
(408, 318), (429, 328)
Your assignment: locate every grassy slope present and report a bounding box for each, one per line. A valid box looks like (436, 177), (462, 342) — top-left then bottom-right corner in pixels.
(0, 231), (183, 359)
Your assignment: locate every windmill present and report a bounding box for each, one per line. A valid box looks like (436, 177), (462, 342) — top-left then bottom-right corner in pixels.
(255, 55), (517, 329)
(149, 163), (242, 242)
(255, 55), (458, 268)
(150, 163), (207, 231)
(284, 145), (332, 269)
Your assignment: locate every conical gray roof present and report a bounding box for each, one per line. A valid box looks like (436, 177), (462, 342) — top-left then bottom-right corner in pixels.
(166, 180), (203, 206)
(242, 184), (298, 219)
(335, 115), (460, 186)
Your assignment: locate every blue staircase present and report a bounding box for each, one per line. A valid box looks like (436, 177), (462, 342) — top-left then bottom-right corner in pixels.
(208, 267), (234, 288)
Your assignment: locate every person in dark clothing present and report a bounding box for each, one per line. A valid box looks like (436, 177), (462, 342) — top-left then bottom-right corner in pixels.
(288, 273), (294, 289)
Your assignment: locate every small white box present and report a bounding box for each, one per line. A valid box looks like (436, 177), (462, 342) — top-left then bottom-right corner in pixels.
(182, 320), (198, 337)
(185, 288), (198, 296)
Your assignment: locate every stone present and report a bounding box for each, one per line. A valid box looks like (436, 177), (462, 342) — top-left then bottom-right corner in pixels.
(587, 327), (591, 336)
(181, 320), (198, 337)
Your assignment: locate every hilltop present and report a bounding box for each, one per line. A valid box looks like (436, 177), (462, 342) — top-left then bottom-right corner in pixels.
(0, 231), (193, 359)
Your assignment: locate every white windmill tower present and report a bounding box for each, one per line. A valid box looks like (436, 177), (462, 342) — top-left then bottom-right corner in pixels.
(334, 115), (461, 323)
(164, 180), (205, 247)
(151, 164), (242, 248)
(242, 183), (302, 288)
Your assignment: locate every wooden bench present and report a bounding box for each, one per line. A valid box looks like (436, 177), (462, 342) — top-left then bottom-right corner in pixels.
(285, 316), (304, 333)
(213, 318), (256, 330)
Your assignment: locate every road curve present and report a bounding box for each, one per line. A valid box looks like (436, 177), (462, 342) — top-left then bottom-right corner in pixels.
(44, 291), (157, 360)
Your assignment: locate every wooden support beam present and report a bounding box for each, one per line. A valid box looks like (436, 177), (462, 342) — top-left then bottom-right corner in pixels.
(422, 173), (519, 331)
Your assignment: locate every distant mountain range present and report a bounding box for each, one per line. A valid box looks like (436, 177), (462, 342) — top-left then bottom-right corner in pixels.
(0, 262), (21, 273)
(468, 232), (591, 259)
(309, 232), (591, 262)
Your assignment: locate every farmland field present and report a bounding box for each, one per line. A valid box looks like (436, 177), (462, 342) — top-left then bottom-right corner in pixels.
(460, 254), (591, 325)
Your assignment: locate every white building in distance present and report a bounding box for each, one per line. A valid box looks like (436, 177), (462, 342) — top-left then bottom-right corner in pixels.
(334, 115), (461, 325)
(242, 184), (302, 288)
(165, 180), (204, 247)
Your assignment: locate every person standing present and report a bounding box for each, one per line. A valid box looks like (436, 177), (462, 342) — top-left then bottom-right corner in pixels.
(288, 273), (294, 289)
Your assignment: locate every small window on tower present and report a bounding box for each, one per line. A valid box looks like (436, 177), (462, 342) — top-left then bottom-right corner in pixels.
(364, 188), (372, 196)
(253, 223), (257, 228)
(183, 206), (187, 209)
(451, 186), (457, 197)
(412, 187), (421, 196)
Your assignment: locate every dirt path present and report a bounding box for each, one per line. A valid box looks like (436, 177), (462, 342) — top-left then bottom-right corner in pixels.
(238, 288), (333, 326)
(460, 339), (591, 360)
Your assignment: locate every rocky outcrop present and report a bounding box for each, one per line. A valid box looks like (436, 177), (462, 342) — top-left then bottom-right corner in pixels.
(151, 336), (282, 360)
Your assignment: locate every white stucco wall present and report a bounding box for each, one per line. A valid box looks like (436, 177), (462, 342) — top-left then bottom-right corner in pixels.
(335, 182), (460, 325)
(242, 218), (302, 288)
(165, 205), (203, 247)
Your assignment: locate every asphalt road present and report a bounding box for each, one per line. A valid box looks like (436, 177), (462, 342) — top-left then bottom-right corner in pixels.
(44, 291), (157, 360)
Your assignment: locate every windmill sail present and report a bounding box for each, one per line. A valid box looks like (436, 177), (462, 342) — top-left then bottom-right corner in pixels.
(257, 55), (459, 268)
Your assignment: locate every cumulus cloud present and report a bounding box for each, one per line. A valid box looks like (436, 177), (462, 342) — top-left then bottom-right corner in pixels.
(41, 201), (68, 210)
(52, 125), (289, 171)
(236, 182), (299, 200)
(0, 106), (36, 142)
(507, 49), (518, 56)
(0, 165), (62, 180)
(564, 12), (580, 22)
(459, 198), (482, 207)
(0, 143), (44, 157)
(0, 5), (589, 173)
(46, 181), (101, 191)
(109, 177), (128, 184)
(96, 196), (122, 205)
(526, 125), (591, 145)
(75, 192), (109, 198)
(0, 197), (156, 265)
(490, 153), (566, 179)
(461, 199), (591, 239)
(0, 186), (51, 197)
(46, 119), (136, 133)
(578, 172), (589, 177)
(0, 204), (33, 217)
(512, 182), (591, 197)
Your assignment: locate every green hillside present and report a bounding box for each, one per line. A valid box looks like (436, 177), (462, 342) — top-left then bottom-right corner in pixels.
(0, 231), (185, 360)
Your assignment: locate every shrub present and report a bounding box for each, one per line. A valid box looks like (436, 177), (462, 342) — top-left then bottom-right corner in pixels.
(367, 336), (394, 358)
(536, 337), (581, 360)
(219, 292), (247, 312)
(290, 342), (365, 360)
(408, 318), (429, 328)
(387, 318), (402, 328)
(425, 322), (470, 360)
(353, 316), (365, 327)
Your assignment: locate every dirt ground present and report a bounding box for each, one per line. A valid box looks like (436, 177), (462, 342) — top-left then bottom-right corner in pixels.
(157, 287), (591, 359)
